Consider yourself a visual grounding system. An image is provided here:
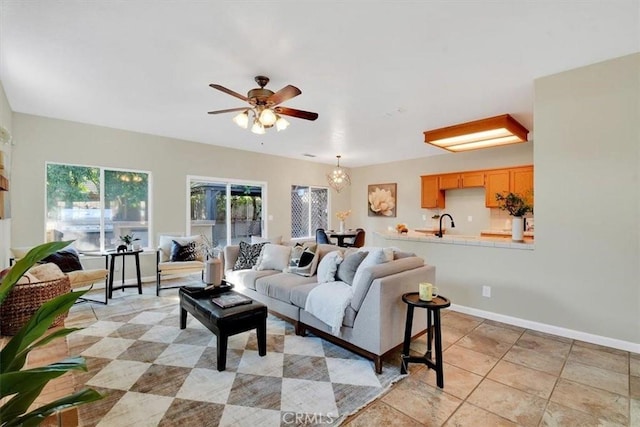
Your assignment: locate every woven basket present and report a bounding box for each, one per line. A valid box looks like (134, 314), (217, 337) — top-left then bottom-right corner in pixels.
(0, 276), (71, 336)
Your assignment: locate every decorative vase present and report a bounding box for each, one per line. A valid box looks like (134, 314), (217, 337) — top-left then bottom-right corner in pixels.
(511, 216), (524, 242)
(339, 221), (345, 233)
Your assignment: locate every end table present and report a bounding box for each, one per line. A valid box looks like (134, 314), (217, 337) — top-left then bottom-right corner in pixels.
(400, 292), (451, 388)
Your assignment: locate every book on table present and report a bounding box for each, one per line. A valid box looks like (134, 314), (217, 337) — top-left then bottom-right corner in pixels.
(211, 292), (252, 308)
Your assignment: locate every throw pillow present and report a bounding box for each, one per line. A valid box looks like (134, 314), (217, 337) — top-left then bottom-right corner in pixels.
(28, 263), (66, 282)
(41, 249), (83, 273)
(255, 244), (291, 271)
(316, 250), (343, 284)
(170, 240), (197, 262)
(336, 251), (368, 285)
(233, 241), (267, 270)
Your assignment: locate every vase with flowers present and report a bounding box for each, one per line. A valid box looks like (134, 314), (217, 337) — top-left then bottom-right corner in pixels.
(495, 192), (533, 242)
(335, 210), (351, 233)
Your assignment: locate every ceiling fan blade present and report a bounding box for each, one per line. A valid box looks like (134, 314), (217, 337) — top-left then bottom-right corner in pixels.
(267, 85), (302, 106)
(275, 106), (319, 121)
(207, 107), (249, 115)
(209, 84), (249, 102)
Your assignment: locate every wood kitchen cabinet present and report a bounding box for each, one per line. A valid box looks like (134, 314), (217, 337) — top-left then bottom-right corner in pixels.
(485, 166), (534, 207)
(421, 175), (445, 208)
(438, 171), (484, 190)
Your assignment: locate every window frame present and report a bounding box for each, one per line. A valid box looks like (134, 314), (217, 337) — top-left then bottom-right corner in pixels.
(45, 161), (153, 252)
(290, 185), (330, 240)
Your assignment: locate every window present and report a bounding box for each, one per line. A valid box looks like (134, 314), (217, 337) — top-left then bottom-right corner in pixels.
(46, 163), (150, 251)
(291, 186), (328, 238)
(189, 177), (264, 250)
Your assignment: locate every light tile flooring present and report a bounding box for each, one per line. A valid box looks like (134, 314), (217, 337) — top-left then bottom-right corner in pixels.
(2, 279), (639, 426)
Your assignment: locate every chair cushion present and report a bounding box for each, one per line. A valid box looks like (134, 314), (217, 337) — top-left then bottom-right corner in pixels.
(158, 260), (204, 272)
(233, 241), (267, 270)
(67, 269), (108, 288)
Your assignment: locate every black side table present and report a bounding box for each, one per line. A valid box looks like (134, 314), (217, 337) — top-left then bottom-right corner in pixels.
(107, 250), (143, 298)
(400, 292), (451, 388)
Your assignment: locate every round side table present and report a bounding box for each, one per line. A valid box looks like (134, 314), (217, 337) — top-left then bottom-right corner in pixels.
(400, 292), (451, 388)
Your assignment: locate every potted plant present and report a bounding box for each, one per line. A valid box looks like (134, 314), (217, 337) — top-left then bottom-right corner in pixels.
(0, 241), (102, 426)
(495, 192), (533, 242)
(119, 233), (140, 251)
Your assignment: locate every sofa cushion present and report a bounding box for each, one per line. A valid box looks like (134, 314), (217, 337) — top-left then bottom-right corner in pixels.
(289, 282), (320, 309)
(336, 251), (368, 285)
(316, 251), (343, 284)
(42, 249), (83, 273)
(255, 272), (317, 303)
(234, 241), (267, 270)
(255, 244), (291, 271)
(225, 268), (279, 290)
(350, 257), (425, 312)
(170, 240), (198, 262)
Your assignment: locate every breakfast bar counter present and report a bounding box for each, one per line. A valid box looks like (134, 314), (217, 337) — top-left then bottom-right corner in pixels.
(375, 231), (534, 250)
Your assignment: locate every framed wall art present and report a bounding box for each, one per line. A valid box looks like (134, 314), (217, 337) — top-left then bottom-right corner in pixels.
(367, 183), (396, 217)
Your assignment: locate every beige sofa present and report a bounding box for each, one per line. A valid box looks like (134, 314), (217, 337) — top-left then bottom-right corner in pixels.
(223, 243), (434, 373)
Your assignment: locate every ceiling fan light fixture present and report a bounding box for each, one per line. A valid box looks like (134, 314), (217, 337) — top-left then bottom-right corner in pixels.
(424, 114), (528, 152)
(251, 119), (265, 135)
(275, 115), (290, 132)
(232, 110), (250, 129)
(259, 108), (277, 127)
(327, 155), (351, 193)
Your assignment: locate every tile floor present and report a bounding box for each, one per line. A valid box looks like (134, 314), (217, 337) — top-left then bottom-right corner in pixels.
(2, 279), (639, 426)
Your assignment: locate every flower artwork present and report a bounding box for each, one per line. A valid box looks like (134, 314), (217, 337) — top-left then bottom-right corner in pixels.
(368, 183), (397, 217)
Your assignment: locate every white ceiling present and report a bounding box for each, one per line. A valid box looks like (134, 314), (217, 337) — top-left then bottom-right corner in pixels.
(1, 1), (638, 167)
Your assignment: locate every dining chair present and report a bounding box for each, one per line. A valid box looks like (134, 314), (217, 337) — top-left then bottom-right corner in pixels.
(315, 228), (334, 245)
(344, 228), (366, 248)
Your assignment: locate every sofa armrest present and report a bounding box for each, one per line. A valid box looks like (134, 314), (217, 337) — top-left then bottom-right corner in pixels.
(349, 264), (436, 354)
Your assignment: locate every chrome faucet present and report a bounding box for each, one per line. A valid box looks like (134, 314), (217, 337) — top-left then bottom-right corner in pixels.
(435, 214), (455, 238)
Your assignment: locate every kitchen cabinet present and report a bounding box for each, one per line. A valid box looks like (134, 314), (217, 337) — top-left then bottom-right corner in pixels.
(421, 176), (445, 208)
(438, 171), (484, 190)
(485, 166), (534, 207)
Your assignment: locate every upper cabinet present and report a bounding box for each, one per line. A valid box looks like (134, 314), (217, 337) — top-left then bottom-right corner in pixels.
(422, 165), (533, 209)
(421, 175), (445, 209)
(485, 166), (534, 207)
(438, 172), (484, 190)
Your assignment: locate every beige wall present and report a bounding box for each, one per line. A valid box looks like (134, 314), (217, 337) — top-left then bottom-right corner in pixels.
(357, 54), (640, 347)
(9, 113), (351, 273)
(0, 81), (12, 267)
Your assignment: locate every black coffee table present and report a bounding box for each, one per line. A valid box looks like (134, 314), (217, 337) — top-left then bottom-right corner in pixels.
(179, 287), (267, 371)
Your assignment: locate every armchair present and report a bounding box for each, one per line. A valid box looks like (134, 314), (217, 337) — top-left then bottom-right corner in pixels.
(156, 234), (206, 295)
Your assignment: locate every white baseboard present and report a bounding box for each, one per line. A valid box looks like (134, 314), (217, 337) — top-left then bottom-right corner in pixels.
(450, 304), (640, 354)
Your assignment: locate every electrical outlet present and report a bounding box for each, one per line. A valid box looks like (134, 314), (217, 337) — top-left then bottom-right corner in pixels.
(467, 215), (473, 222)
(482, 285), (491, 297)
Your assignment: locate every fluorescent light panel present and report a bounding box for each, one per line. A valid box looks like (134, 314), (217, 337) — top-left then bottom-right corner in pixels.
(424, 114), (528, 152)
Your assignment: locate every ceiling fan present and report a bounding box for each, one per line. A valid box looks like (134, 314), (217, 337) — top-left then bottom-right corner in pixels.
(208, 76), (319, 134)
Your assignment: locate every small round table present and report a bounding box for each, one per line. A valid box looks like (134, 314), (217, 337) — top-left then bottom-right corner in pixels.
(400, 292), (451, 388)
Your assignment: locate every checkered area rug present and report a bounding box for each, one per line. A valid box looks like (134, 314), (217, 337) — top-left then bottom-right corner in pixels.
(69, 304), (403, 426)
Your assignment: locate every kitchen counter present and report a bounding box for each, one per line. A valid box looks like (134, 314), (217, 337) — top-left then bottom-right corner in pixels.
(480, 229), (534, 238)
(376, 230), (534, 250)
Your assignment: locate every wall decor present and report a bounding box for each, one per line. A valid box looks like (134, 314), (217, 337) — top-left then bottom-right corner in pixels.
(368, 183), (397, 217)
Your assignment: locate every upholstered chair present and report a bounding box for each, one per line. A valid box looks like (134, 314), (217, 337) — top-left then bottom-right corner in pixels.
(156, 234), (206, 295)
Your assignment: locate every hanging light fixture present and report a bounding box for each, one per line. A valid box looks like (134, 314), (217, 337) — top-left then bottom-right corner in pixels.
(232, 110), (250, 129)
(251, 118), (266, 135)
(327, 155), (351, 193)
(423, 114), (529, 152)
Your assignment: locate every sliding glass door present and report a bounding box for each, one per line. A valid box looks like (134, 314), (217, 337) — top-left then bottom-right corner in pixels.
(189, 178), (265, 250)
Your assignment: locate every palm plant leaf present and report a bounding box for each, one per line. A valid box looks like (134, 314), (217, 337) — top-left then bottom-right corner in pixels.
(3, 389), (101, 427)
(0, 357), (87, 398)
(0, 290), (86, 374)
